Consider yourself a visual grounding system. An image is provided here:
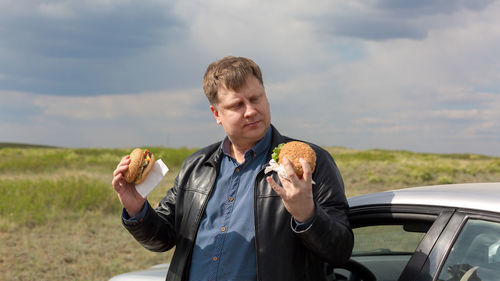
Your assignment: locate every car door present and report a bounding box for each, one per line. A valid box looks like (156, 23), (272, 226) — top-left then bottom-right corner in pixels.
(330, 204), (455, 281)
(418, 209), (500, 281)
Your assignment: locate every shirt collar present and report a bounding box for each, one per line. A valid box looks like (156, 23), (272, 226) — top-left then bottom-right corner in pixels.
(221, 127), (272, 158)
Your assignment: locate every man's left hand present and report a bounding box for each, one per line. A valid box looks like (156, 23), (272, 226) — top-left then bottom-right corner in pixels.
(266, 157), (315, 223)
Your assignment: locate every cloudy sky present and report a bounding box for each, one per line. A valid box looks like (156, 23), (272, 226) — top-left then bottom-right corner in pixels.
(1, 0), (500, 156)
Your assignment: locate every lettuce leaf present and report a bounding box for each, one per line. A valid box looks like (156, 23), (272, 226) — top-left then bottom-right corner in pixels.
(271, 143), (284, 162)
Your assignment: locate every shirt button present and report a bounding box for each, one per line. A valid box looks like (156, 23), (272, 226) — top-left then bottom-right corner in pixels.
(221, 226), (226, 232)
(228, 196), (234, 202)
(212, 256), (218, 262)
(235, 168), (240, 173)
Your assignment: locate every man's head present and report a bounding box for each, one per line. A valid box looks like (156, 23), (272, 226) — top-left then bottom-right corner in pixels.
(203, 56), (264, 107)
(203, 56), (271, 150)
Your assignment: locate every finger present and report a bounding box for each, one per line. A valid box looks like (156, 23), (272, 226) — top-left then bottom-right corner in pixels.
(111, 173), (124, 191)
(299, 158), (312, 184)
(267, 176), (286, 198)
(113, 159), (130, 177)
(281, 157), (299, 184)
(116, 156), (130, 167)
(113, 164), (128, 177)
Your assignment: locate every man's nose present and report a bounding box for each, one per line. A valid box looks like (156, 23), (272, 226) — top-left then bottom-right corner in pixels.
(244, 103), (257, 117)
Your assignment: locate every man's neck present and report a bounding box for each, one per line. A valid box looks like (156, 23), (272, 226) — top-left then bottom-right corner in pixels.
(229, 142), (254, 164)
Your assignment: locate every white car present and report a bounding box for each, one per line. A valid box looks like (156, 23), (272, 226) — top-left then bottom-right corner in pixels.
(110, 182), (500, 281)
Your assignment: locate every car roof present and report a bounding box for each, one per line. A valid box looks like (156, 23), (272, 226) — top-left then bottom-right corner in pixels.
(348, 182), (500, 213)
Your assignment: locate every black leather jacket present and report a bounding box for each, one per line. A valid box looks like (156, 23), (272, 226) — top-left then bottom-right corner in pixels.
(124, 126), (353, 281)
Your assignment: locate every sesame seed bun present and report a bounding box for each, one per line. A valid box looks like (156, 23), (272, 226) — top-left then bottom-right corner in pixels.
(278, 141), (316, 177)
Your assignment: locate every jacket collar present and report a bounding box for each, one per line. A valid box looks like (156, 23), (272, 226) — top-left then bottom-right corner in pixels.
(267, 124), (286, 161)
(206, 145), (223, 168)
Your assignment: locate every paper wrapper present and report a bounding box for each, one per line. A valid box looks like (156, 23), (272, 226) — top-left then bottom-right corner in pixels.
(136, 159), (169, 198)
(264, 159), (288, 178)
(264, 159), (315, 184)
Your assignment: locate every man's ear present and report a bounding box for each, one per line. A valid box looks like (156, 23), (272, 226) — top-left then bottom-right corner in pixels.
(210, 105), (222, 125)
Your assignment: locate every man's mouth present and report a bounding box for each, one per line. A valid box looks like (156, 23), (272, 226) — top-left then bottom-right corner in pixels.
(245, 120), (261, 127)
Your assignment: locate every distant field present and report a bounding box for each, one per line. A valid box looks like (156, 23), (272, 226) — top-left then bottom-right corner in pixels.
(0, 142), (58, 149)
(326, 147), (500, 196)
(1, 145), (499, 280)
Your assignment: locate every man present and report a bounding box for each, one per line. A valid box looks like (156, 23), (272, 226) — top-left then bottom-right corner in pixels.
(112, 56), (353, 281)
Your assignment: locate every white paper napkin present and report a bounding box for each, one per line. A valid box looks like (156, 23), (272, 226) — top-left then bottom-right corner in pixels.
(264, 159), (315, 184)
(136, 159), (169, 198)
(264, 159), (288, 178)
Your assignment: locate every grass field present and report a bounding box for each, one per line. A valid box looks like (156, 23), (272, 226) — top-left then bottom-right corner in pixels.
(1, 145), (499, 280)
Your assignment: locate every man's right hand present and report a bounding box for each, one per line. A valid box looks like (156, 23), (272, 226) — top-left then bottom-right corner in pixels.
(112, 155), (146, 217)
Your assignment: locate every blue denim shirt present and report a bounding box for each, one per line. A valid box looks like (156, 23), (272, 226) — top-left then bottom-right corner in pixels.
(188, 128), (272, 281)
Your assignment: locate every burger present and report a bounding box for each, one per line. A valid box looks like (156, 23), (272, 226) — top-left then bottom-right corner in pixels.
(124, 148), (155, 184)
(271, 141), (316, 178)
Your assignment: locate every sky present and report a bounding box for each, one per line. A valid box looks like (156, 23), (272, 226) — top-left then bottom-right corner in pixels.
(1, 0), (500, 156)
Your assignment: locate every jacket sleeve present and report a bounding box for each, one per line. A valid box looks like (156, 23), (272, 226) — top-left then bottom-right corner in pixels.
(295, 146), (354, 266)
(122, 176), (179, 253)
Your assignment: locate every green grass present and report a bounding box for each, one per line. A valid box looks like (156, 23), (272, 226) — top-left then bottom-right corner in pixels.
(0, 147), (195, 228)
(0, 145), (499, 280)
(0, 177), (119, 226)
(327, 147), (500, 196)
(0, 147), (197, 174)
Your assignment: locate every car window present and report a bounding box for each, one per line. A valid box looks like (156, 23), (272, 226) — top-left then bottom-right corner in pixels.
(437, 219), (500, 281)
(346, 223), (429, 281)
(353, 225), (426, 254)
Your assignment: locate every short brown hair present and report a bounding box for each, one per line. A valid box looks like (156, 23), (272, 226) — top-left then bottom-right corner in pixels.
(202, 56), (264, 106)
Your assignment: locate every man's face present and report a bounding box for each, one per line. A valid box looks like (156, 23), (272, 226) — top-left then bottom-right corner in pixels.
(211, 75), (271, 149)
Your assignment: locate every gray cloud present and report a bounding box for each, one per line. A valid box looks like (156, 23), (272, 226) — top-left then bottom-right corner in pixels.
(0, 0), (191, 96)
(317, 0), (496, 41)
(1, 1), (183, 58)
(375, 0), (495, 14)
(329, 18), (428, 41)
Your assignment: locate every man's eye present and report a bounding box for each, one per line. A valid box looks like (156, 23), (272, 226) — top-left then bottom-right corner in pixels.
(251, 94), (263, 103)
(232, 103), (243, 109)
